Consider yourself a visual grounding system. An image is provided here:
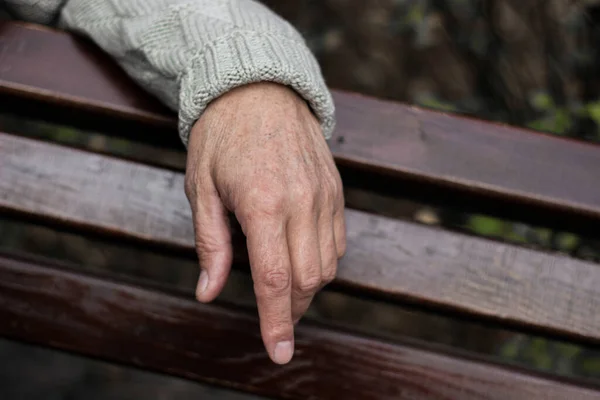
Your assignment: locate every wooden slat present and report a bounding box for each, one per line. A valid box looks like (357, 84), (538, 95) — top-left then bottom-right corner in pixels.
(0, 22), (171, 124)
(0, 21), (178, 148)
(1, 132), (599, 345)
(1, 253), (598, 400)
(2, 21), (600, 233)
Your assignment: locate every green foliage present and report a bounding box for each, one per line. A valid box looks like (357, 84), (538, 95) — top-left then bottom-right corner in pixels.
(582, 358), (600, 375)
(555, 233), (580, 251)
(526, 92), (600, 141)
(110, 137), (131, 152)
(498, 336), (600, 379)
(417, 96), (458, 112)
(405, 1), (426, 27)
(467, 215), (505, 237)
(583, 101), (600, 140)
(585, 101), (600, 126)
(504, 230), (527, 244)
(556, 343), (582, 359)
(525, 339), (553, 371)
(527, 108), (572, 136)
(53, 126), (79, 143)
(531, 92), (555, 111)
(500, 338), (521, 359)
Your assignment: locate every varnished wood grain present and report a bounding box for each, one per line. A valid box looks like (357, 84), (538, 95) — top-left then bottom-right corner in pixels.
(330, 92), (600, 229)
(1, 253), (598, 400)
(1, 132), (599, 344)
(0, 22), (172, 125)
(1, 21), (599, 234)
(0, 21), (179, 148)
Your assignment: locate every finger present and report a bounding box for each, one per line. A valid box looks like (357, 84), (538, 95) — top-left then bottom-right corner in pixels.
(333, 207), (347, 259)
(189, 181), (233, 303)
(287, 213), (322, 324)
(318, 210), (338, 288)
(246, 218), (294, 365)
(333, 176), (347, 259)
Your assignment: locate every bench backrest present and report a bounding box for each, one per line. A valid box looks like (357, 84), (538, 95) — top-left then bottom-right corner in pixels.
(1, 21), (599, 399)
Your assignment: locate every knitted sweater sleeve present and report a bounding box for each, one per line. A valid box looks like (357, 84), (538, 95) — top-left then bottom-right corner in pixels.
(5, 0), (336, 145)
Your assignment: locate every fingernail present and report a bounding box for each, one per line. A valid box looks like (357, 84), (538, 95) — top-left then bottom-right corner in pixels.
(196, 270), (209, 297)
(273, 341), (294, 365)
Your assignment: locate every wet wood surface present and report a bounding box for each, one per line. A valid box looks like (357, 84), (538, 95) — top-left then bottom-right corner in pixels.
(2, 132), (599, 345)
(1, 253), (598, 400)
(1, 21), (600, 234)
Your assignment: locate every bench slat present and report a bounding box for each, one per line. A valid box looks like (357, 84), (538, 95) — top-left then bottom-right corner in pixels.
(1, 21), (600, 232)
(1, 253), (598, 400)
(0, 22), (173, 126)
(1, 132), (599, 344)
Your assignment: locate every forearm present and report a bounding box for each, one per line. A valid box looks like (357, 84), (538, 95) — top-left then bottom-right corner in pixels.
(6, 0), (335, 146)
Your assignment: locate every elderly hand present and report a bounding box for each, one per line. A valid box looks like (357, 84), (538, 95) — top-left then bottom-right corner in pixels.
(185, 82), (346, 365)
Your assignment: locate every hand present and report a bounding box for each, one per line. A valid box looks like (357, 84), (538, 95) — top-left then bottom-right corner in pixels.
(184, 82), (346, 365)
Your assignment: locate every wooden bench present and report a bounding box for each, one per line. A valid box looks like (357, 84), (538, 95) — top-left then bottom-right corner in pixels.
(1, 21), (600, 399)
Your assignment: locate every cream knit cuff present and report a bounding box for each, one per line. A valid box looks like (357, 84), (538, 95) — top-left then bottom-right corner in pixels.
(177, 29), (336, 146)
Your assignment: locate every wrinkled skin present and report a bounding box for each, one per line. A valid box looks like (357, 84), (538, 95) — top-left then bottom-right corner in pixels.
(185, 82), (346, 365)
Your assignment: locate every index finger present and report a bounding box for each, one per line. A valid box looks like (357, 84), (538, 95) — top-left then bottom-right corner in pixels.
(245, 217), (294, 365)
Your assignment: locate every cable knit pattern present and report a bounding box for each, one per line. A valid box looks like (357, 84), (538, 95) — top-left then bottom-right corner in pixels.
(3, 0), (336, 145)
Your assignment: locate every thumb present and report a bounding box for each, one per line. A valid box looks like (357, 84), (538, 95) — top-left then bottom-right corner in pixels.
(189, 181), (233, 303)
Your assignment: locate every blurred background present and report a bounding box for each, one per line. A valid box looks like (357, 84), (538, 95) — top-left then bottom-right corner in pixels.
(1, 0), (599, 398)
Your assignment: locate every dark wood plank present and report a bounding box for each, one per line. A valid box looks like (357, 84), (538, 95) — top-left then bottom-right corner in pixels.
(1, 21), (600, 233)
(330, 93), (600, 230)
(1, 132), (599, 344)
(0, 21), (180, 148)
(1, 253), (598, 400)
(0, 22), (172, 124)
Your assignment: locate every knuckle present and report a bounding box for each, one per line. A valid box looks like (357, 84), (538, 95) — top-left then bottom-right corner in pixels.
(246, 188), (288, 218)
(194, 236), (226, 264)
(322, 249), (339, 283)
(184, 172), (213, 204)
(295, 274), (322, 294)
(320, 178), (338, 206)
(327, 170), (339, 188)
(264, 322), (293, 342)
(327, 172), (343, 200)
(258, 268), (292, 295)
(322, 253), (338, 279)
(322, 188), (335, 207)
(194, 234), (222, 253)
(322, 264), (338, 284)
(293, 189), (317, 211)
(289, 177), (318, 208)
(324, 244), (338, 263)
(322, 167), (337, 187)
